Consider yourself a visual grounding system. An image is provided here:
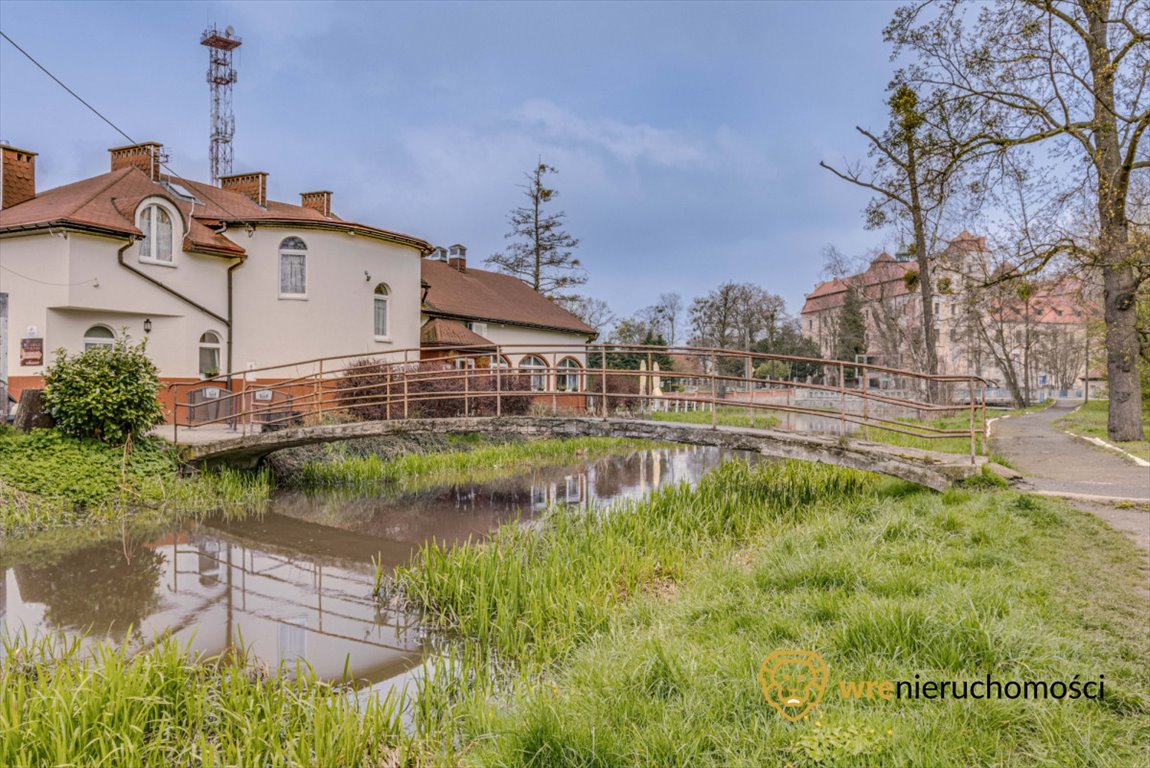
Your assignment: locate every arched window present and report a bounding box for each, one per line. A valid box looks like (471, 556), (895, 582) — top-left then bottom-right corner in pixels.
(83, 325), (115, 352)
(556, 357), (582, 392)
(520, 355), (548, 392)
(199, 331), (222, 376)
(373, 283), (390, 338)
(138, 203), (174, 263)
(279, 237), (307, 297)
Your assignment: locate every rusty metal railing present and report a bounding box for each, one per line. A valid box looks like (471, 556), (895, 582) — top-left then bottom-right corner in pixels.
(169, 344), (989, 465)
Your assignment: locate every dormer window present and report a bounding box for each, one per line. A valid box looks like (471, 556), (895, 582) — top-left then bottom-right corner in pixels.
(137, 202), (175, 264)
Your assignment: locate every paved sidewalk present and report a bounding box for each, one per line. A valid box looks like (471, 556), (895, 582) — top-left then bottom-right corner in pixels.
(992, 400), (1149, 558)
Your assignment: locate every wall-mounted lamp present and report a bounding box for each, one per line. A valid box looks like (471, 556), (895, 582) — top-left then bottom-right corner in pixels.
(143, 318), (153, 334)
(364, 270), (372, 282)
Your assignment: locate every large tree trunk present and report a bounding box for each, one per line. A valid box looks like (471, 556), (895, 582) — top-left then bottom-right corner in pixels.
(1102, 264), (1143, 439)
(908, 141), (939, 401)
(1087, 4), (1144, 441)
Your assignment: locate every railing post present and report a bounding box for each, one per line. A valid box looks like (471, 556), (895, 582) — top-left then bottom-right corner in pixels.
(316, 360), (324, 424)
(173, 383), (180, 444)
(496, 347), (502, 418)
(646, 350), (653, 415)
(241, 369), (249, 437)
(838, 362), (846, 437)
(968, 376), (976, 465)
(862, 364), (870, 441)
(745, 351), (754, 429)
(551, 355), (558, 415)
(600, 345), (608, 420)
(981, 382), (988, 456)
(403, 349), (410, 420)
(465, 363), (471, 417)
(710, 353), (717, 430)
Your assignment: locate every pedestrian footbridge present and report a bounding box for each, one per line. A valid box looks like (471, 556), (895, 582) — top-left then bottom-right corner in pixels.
(171, 344), (994, 491)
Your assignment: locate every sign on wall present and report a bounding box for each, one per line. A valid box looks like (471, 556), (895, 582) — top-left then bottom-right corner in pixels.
(20, 337), (43, 367)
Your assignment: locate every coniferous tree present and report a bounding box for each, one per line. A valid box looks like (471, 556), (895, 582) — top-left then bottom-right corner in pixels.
(834, 285), (868, 381)
(486, 162), (585, 299)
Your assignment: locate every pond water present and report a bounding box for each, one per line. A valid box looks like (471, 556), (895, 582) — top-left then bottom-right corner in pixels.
(0, 445), (735, 688)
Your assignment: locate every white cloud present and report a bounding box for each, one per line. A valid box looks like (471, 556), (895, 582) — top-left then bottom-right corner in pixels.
(513, 99), (706, 168)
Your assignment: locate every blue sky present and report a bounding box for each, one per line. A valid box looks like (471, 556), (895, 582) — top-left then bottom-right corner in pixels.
(0, 0), (905, 320)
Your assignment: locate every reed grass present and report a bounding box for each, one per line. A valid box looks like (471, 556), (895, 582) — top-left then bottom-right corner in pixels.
(0, 633), (410, 768)
(394, 460), (873, 666)
(297, 437), (655, 488)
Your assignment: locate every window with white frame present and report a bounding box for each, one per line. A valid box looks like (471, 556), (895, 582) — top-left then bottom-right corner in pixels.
(83, 325), (115, 351)
(520, 355), (548, 392)
(279, 237), (307, 297)
(199, 331), (221, 376)
(137, 203), (175, 263)
(556, 357), (582, 392)
(373, 283), (390, 338)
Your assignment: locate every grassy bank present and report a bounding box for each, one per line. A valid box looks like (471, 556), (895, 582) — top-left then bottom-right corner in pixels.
(6, 452), (1146, 765)
(1056, 400), (1150, 461)
(650, 406), (780, 429)
(0, 429), (272, 537)
(296, 436), (658, 488)
(392, 461), (1148, 765)
(860, 400), (1052, 458)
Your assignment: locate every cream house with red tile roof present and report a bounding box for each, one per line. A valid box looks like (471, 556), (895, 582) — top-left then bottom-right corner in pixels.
(0, 141), (594, 414)
(416, 246), (597, 403)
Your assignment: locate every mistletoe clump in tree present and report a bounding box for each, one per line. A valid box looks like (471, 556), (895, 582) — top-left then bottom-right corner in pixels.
(487, 161), (586, 300)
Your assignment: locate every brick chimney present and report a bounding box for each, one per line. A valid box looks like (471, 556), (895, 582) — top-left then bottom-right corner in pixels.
(220, 172), (268, 206)
(300, 190), (332, 217)
(1, 144), (36, 209)
(109, 142), (163, 180)
(448, 243), (467, 272)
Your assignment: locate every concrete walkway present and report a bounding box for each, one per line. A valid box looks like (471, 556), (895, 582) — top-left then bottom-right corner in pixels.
(992, 400), (1149, 559)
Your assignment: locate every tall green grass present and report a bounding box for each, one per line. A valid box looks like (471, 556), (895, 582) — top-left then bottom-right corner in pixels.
(0, 633), (409, 768)
(395, 460), (873, 665)
(297, 437), (655, 488)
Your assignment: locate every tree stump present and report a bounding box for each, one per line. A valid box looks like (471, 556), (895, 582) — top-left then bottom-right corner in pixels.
(13, 388), (54, 431)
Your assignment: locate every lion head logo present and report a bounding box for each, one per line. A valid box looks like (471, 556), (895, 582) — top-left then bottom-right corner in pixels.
(758, 650), (828, 721)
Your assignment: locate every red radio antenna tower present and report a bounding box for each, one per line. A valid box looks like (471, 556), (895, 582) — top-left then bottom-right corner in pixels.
(201, 24), (241, 185)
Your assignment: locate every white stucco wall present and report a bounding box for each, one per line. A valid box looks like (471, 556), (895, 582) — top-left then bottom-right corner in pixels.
(229, 228), (422, 374)
(1, 222), (425, 383)
(478, 323), (591, 368)
(0, 232), (70, 381)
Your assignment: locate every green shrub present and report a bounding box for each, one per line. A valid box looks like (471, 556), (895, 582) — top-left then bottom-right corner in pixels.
(42, 334), (164, 444)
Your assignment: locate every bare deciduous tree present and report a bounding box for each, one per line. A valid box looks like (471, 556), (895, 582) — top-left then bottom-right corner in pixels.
(886, 0), (1149, 438)
(821, 84), (971, 398)
(556, 295), (614, 336)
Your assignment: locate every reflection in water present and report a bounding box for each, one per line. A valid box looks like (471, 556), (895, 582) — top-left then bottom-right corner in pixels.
(1, 445), (733, 686)
(12, 540), (163, 641)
